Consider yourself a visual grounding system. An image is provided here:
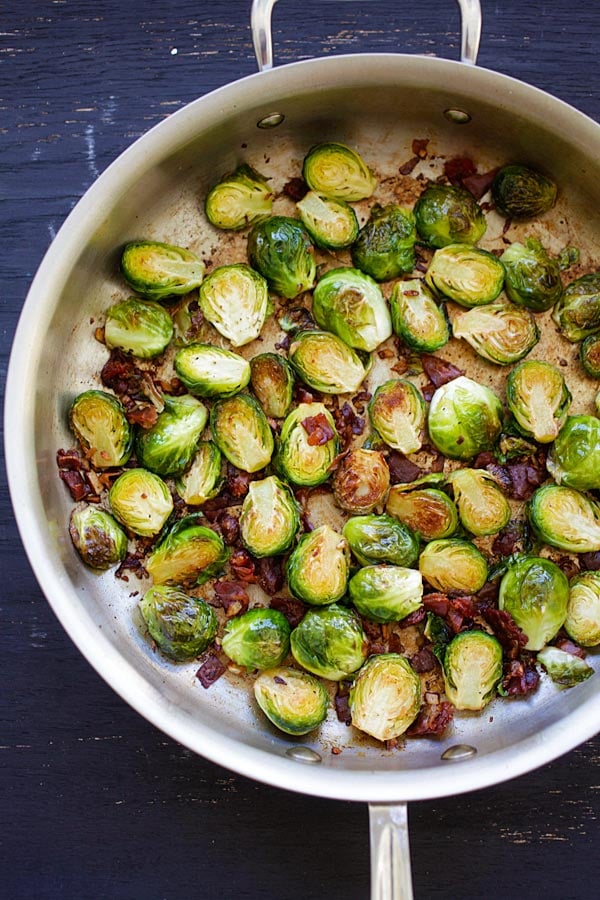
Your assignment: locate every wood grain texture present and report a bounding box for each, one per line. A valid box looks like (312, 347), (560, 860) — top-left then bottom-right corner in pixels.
(2, 2), (600, 898)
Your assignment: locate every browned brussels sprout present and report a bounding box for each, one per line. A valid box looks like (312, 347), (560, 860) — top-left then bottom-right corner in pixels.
(386, 487), (458, 541)
(69, 390), (132, 469)
(247, 216), (316, 299)
(302, 142), (377, 201)
(332, 448), (390, 514)
(140, 586), (217, 661)
(414, 184), (486, 248)
(69, 506), (128, 569)
(351, 204), (417, 282)
(204, 163), (272, 231)
(580, 334), (600, 378)
(249, 352), (295, 418)
(146, 514), (229, 586)
(500, 238), (563, 312)
(368, 379), (425, 454)
(492, 165), (557, 219)
(552, 272), (600, 342)
(121, 241), (205, 301)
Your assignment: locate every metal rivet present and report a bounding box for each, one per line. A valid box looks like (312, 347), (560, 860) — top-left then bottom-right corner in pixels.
(257, 112), (285, 129)
(285, 746), (322, 764)
(443, 108), (472, 125)
(441, 743), (478, 761)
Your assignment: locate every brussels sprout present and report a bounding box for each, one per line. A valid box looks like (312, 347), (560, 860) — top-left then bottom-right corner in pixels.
(253, 666), (329, 735)
(139, 585), (217, 661)
(109, 468), (173, 537)
(221, 608), (291, 670)
(296, 191), (359, 250)
(427, 376), (503, 460)
(368, 379), (425, 454)
(174, 343), (251, 399)
(175, 441), (223, 506)
(146, 514), (228, 586)
(239, 476), (300, 557)
(247, 216), (316, 300)
(286, 525), (350, 606)
(333, 449), (390, 514)
(528, 484), (600, 553)
(425, 244), (504, 308)
(447, 468), (511, 537)
(442, 631), (503, 711)
(452, 302), (539, 366)
(498, 555), (568, 651)
(492, 165), (557, 219)
(419, 538), (488, 593)
(580, 334), (600, 378)
(500, 238), (563, 312)
(249, 352), (294, 418)
(311, 267), (392, 352)
(198, 264), (269, 347)
(552, 272), (600, 342)
(351, 204), (417, 282)
(288, 329), (370, 394)
(121, 241), (205, 301)
(414, 184), (487, 248)
(135, 394), (208, 477)
(349, 654), (421, 742)
(506, 360), (571, 443)
(204, 163), (272, 231)
(565, 572), (600, 647)
(290, 604), (367, 681)
(386, 487), (458, 541)
(302, 142), (377, 201)
(69, 390), (132, 468)
(536, 646), (594, 686)
(546, 415), (600, 491)
(275, 402), (339, 487)
(348, 565), (423, 624)
(389, 279), (449, 352)
(69, 506), (128, 569)
(210, 393), (274, 473)
(104, 296), (174, 358)
(343, 514), (419, 567)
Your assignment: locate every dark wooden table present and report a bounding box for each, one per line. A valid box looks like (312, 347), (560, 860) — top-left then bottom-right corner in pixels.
(2, 2), (600, 898)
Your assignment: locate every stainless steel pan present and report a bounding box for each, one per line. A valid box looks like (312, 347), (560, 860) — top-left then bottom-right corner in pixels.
(6, 1), (600, 896)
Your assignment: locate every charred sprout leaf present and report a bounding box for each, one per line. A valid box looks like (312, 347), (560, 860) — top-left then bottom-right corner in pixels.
(135, 394), (208, 477)
(414, 184), (487, 248)
(121, 241), (205, 301)
(546, 415), (600, 491)
(427, 376), (503, 460)
(175, 441), (223, 506)
(146, 514), (228, 586)
(69, 390), (132, 468)
(286, 524), (350, 606)
(312, 267), (392, 352)
(104, 296), (174, 358)
(296, 191), (359, 250)
(506, 360), (571, 443)
(419, 538), (488, 593)
(172, 298), (206, 346)
(69, 506), (127, 569)
(247, 216), (316, 299)
(221, 608), (291, 669)
(452, 302), (539, 366)
(500, 238), (563, 312)
(290, 603), (368, 681)
(566, 572), (600, 647)
(492, 165), (557, 219)
(210, 393), (274, 473)
(498, 555), (568, 651)
(558, 246), (580, 271)
(174, 343), (251, 399)
(249, 352), (295, 418)
(528, 484), (600, 553)
(302, 142), (377, 201)
(425, 244), (504, 307)
(386, 487), (458, 542)
(198, 264), (269, 347)
(351, 204), (417, 282)
(443, 631), (503, 710)
(253, 667), (329, 735)
(349, 653), (421, 742)
(368, 379), (425, 454)
(389, 279), (449, 352)
(204, 163), (272, 231)
(288, 329), (370, 394)
(278, 306), (317, 334)
(537, 646), (593, 686)
(348, 564), (423, 623)
(239, 475), (300, 557)
(109, 468), (173, 537)
(140, 585), (217, 661)
(496, 433), (538, 463)
(424, 612), (453, 664)
(552, 272), (600, 342)
(343, 514), (419, 568)
(275, 401), (339, 487)
(447, 468), (511, 536)
(333, 449), (390, 514)
(580, 334), (600, 378)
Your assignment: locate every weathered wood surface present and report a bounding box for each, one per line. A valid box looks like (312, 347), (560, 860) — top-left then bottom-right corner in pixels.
(2, 2), (600, 898)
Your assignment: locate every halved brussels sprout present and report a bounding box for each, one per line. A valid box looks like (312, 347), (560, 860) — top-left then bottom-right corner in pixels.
(389, 279), (449, 352)
(425, 244), (504, 308)
(386, 487), (458, 541)
(174, 343), (251, 399)
(552, 272), (600, 342)
(146, 514), (228, 586)
(500, 238), (563, 312)
(349, 654), (421, 742)
(419, 538), (488, 593)
(290, 604), (367, 681)
(204, 163), (272, 231)
(288, 329), (370, 394)
(198, 264), (269, 347)
(136, 394), (208, 477)
(506, 360), (571, 443)
(351, 204), (417, 282)
(221, 608), (291, 670)
(286, 525), (350, 606)
(121, 241), (205, 301)
(492, 165), (557, 219)
(239, 476), (300, 557)
(442, 631), (503, 711)
(302, 142), (377, 201)
(427, 376), (503, 460)
(565, 572), (600, 647)
(296, 191), (359, 250)
(498, 555), (568, 651)
(414, 184), (487, 248)
(447, 468), (511, 537)
(247, 216), (316, 299)
(139, 585), (217, 661)
(210, 393), (274, 473)
(311, 267), (392, 352)
(528, 484), (600, 553)
(253, 666), (329, 735)
(580, 334), (600, 378)
(69, 506), (128, 569)
(249, 353), (295, 418)
(348, 565), (423, 624)
(333, 449), (390, 514)
(537, 646), (594, 686)
(452, 302), (540, 366)
(275, 402), (339, 487)
(104, 297), (174, 358)
(546, 415), (600, 491)
(69, 390), (132, 468)
(343, 514), (419, 567)
(175, 441), (223, 506)
(109, 468), (173, 537)
(368, 379), (425, 454)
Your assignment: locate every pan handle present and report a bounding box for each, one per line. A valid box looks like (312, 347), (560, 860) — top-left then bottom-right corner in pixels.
(251, 0), (482, 71)
(369, 802), (414, 900)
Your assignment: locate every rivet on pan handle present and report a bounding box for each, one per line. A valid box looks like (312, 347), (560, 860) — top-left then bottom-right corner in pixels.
(369, 803), (413, 900)
(251, 0), (482, 72)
